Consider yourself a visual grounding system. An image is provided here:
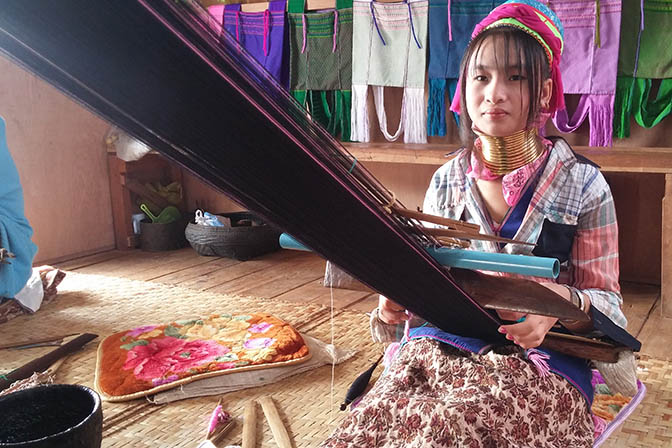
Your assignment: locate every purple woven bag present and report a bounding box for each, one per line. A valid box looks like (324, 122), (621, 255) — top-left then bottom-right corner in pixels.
(547, 0), (621, 147)
(209, 1), (289, 88)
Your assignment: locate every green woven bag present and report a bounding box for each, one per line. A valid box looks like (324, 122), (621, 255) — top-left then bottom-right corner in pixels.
(615, 0), (672, 137)
(288, 0), (353, 141)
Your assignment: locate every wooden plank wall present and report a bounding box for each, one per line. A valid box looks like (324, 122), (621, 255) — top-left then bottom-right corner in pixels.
(0, 54), (114, 264)
(0, 54), (240, 263)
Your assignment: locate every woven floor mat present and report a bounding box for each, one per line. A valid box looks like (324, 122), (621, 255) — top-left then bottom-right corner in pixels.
(1, 272), (670, 447)
(602, 355), (672, 448)
(1, 272), (380, 448)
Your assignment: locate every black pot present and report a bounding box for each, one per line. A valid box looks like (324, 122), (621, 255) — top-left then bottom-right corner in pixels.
(0, 384), (102, 448)
(140, 218), (188, 251)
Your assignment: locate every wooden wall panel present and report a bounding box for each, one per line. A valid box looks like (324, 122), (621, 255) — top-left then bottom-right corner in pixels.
(366, 162), (438, 211)
(0, 55), (114, 264)
(606, 173), (664, 285)
(182, 171), (244, 213)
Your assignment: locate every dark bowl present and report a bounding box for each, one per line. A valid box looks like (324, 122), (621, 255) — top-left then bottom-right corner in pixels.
(0, 384), (102, 448)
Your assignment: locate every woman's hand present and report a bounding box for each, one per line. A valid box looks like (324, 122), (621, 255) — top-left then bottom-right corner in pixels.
(377, 295), (409, 325)
(496, 283), (584, 348)
(498, 314), (558, 349)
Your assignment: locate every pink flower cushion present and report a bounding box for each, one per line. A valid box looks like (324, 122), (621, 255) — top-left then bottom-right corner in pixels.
(94, 313), (310, 401)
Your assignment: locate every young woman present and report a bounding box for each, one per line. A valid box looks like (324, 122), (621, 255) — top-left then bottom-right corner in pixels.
(322, 1), (627, 446)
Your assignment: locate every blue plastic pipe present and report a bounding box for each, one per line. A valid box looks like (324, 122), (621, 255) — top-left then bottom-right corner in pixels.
(279, 233), (559, 279)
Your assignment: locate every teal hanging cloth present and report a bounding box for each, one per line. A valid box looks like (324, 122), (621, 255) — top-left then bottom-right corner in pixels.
(0, 116), (37, 299)
(614, 0), (672, 138)
(427, 0), (504, 137)
(288, 0), (353, 141)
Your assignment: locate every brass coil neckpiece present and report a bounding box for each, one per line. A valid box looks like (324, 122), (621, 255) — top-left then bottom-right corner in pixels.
(476, 128), (545, 176)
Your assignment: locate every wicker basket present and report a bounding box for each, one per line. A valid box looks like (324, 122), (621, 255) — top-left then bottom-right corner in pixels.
(184, 211), (281, 260)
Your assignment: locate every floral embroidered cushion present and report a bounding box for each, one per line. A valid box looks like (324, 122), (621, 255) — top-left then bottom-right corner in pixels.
(94, 313), (310, 401)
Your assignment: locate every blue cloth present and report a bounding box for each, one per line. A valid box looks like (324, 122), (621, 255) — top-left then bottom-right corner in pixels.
(427, 0), (505, 136)
(0, 116), (37, 298)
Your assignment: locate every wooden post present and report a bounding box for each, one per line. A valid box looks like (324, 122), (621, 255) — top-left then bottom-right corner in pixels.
(662, 174), (672, 318)
(107, 154), (135, 250)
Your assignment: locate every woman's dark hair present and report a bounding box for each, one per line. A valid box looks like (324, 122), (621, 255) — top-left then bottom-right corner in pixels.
(457, 26), (551, 149)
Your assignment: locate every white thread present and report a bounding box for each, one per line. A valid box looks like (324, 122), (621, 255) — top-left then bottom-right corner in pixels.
(350, 84), (370, 142)
(402, 87), (427, 143)
(329, 282), (336, 425)
(372, 86), (404, 142)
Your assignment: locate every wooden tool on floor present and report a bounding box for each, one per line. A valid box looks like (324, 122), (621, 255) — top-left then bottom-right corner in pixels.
(0, 333), (80, 350)
(259, 396), (293, 448)
(0, 333), (98, 392)
(242, 400), (257, 448)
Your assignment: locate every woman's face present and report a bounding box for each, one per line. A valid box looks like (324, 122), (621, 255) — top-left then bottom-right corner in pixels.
(465, 36), (531, 137)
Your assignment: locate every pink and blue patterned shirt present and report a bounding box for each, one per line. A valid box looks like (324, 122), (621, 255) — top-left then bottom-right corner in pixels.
(422, 137), (627, 329)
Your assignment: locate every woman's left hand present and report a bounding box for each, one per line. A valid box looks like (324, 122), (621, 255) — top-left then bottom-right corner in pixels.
(498, 314), (558, 349)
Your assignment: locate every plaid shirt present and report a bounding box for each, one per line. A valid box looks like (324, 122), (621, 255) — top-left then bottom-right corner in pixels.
(422, 138), (627, 330)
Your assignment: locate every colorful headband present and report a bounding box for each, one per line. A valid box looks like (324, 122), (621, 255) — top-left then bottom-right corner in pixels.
(450, 0), (565, 115)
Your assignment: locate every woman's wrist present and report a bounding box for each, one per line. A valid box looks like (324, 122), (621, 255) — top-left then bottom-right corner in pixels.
(564, 286), (591, 314)
(567, 286), (583, 311)
(560, 286), (592, 331)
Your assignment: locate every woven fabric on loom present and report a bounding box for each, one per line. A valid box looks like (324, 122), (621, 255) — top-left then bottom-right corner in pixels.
(615, 0), (672, 137)
(427, 0), (504, 136)
(351, 0), (429, 143)
(288, 0), (353, 140)
(0, 0), (544, 347)
(548, 0), (621, 147)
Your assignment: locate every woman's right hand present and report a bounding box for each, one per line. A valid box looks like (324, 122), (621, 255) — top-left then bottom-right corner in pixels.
(377, 295), (409, 325)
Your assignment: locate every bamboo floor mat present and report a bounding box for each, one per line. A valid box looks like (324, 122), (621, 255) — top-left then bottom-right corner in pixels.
(1, 272), (671, 447)
(1, 272), (379, 447)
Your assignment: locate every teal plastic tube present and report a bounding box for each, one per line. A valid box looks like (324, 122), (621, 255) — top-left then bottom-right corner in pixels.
(426, 246), (558, 278)
(279, 233), (311, 252)
(279, 233), (559, 279)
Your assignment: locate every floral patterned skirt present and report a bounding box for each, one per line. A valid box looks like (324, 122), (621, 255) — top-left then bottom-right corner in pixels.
(322, 338), (593, 448)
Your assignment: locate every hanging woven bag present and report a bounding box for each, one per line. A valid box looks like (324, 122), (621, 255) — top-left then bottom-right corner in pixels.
(351, 0), (429, 143)
(614, 0), (672, 138)
(427, 0), (504, 137)
(547, 0), (622, 147)
(288, 0), (353, 141)
(208, 1), (289, 88)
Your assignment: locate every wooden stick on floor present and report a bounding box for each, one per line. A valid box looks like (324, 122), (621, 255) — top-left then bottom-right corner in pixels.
(259, 396), (292, 448)
(242, 401), (257, 448)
